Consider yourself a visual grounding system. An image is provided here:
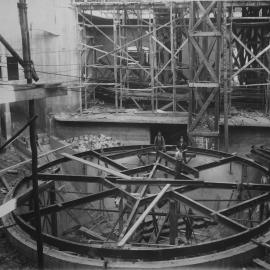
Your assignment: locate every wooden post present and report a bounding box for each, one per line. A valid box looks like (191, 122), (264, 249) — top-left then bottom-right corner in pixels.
(18, 1), (43, 268)
(153, 12), (158, 110)
(214, 1), (222, 150)
(149, 10), (155, 111)
(188, 1), (195, 145)
(119, 196), (124, 233)
(223, 4), (229, 152)
(113, 9), (118, 113)
(118, 184), (171, 247)
(169, 200), (178, 245)
(170, 3), (177, 112)
(50, 183), (58, 236)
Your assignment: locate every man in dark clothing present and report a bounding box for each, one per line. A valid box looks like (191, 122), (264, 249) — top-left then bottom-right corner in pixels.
(154, 131), (165, 160)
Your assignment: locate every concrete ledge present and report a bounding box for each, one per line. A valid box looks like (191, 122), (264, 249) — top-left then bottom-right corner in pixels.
(0, 83), (67, 104)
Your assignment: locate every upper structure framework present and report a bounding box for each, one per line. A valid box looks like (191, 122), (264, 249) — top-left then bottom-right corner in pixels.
(73, 0), (270, 151)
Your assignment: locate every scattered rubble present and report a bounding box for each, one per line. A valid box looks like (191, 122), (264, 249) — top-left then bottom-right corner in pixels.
(64, 134), (122, 152)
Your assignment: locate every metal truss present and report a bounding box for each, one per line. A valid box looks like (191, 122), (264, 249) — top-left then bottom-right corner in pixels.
(7, 144), (270, 261)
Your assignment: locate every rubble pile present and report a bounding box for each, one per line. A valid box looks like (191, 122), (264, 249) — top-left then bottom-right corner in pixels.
(64, 134), (122, 152)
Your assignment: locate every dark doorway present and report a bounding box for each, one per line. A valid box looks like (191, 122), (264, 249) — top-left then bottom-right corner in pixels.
(150, 124), (187, 145)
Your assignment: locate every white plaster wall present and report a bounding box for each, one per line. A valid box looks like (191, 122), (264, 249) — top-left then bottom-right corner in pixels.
(0, 0), (80, 122)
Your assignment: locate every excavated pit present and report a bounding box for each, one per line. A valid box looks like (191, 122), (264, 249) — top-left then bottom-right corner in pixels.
(2, 145), (270, 269)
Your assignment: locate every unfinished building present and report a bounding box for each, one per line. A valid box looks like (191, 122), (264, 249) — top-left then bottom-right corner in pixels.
(1, 0), (270, 269)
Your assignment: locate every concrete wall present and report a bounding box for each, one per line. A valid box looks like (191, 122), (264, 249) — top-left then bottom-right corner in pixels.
(219, 126), (270, 155)
(0, 0), (80, 130)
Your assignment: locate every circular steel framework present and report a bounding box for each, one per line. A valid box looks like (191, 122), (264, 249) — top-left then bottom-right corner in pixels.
(3, 145), (270, 266)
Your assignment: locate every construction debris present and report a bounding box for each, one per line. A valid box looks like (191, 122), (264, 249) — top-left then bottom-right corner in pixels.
(64, 134), (122, 152)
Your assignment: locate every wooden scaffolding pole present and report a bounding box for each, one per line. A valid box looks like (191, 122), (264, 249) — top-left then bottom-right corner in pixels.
(170, 3), (177, 112)
(113, 9), (119, 112)
(223, 3), (229, 152)
(17, 0), (43, 268)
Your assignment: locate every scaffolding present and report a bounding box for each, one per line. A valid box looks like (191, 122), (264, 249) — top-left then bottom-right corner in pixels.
(73, 0), (270, 151)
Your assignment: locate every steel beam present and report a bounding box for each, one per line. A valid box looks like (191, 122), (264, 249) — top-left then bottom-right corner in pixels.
(157, 151), (199, 177)
(88, 150), (128, 170)
(195, 156), (237, 171)
(219, 192), (270, 216)
(171, 191), (247, 232)
(107, 146), (155, 160)
(21, 188), (118, 220)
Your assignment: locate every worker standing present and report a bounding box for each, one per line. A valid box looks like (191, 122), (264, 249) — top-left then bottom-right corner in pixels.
(175, 145), (184, 179)
(178, 136), (187, 150)
(154, 131), (166, 160)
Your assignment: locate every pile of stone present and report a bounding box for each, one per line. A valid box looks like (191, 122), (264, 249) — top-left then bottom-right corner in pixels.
(65, 134), (122, 152)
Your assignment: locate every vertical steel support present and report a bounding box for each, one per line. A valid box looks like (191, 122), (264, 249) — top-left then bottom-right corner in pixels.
(18, 1), (43, 268)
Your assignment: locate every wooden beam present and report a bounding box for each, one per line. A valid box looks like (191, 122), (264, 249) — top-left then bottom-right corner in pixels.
(61, 153), (132, 180)
(172, 191), (247, 232)
(192, 1), (217, 32)
(0, 180), (53, 218)
(188, 82), (219, 88)
(232, 43), (270, 79)
(118, 158), (160, 238)
(189, 36), (218, 82)
(78, 226), (106, 241)
(190, 87), (219, 131)
(195, 1), (217, 32)
(233, 33), (270, 76)
(0, 144), (70, 176)
(89, 150), (128, 170)
(253, 258), (270, 270)
(118, 184), (171, 246)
